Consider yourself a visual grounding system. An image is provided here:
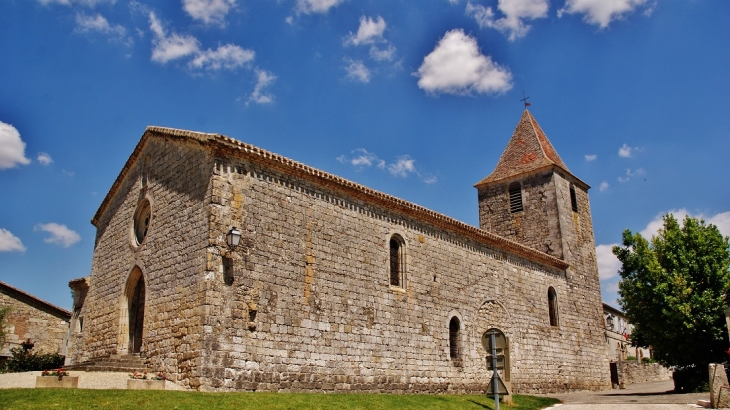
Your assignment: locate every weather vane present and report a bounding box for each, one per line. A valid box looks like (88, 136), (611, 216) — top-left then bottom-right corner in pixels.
(520, 91), (531, 108)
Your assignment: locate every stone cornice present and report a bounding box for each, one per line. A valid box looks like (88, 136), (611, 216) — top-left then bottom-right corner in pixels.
(474, 164), (590, 191)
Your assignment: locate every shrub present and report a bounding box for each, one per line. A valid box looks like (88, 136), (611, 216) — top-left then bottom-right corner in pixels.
(673, 366), (709, 393)
(641, 357), (656, 364)
(1, 347), (65, 373)
(626, 356), (637, 361)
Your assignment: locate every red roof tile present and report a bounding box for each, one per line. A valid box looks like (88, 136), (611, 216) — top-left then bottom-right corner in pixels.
(475, 110), (571, 186)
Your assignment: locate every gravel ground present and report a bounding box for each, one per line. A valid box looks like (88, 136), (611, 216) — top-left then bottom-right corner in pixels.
(0, 371), (188, 390)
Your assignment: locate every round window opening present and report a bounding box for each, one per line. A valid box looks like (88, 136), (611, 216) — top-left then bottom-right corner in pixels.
(133, 200), (151, 245)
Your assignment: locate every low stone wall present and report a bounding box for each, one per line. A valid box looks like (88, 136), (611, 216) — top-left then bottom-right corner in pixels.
(619, 361), (671, 384)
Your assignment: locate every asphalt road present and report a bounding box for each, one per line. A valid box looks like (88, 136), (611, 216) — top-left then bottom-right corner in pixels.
(539, 380), (709, 409)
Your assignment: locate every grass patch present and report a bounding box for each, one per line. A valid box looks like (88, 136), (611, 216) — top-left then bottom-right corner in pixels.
(0, 389), (559, 410)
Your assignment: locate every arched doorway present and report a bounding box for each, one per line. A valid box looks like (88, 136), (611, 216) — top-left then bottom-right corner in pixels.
(121, 267), (145, 354)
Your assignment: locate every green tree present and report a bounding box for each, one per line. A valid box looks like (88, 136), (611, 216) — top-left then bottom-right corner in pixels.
(613, 214), (730, 391)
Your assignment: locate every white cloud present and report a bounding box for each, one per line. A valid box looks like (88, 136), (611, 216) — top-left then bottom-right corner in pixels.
(0, 121), (31, 170)
(596, 243), (622, 280)
(248, 69), (276, 105)
(0, 229), (25, 252)
(34, 223), (81, 248)
(189, 44), (254, 71)
(37, 152), (53, 165)
(639, 209), (730, 240)
(337, 148), (385, 170)
(345, 16), (386, 46)
(149, 12), (200, 64)
(296, 0), (345, 14)
(618, 168), (645, 183)
(345, 59), (370, 83)
(466, 0), (548, 41)
(414, 29), (512, 96)
(37, 0), (115, 6)
(338, 149), (437, 183)
(183, 0), (235, 26)
(75, 12), (127, 39)
(558, 0), (649, 28)
(708, 212), (730, 238)
(388, 156), (416, 177)
(599, 181), (609, 192)
(584, 154), (597, 162)
(618, 143), (634, 158)
(148, 11), (256, 74)
(369, 45), (396, 62)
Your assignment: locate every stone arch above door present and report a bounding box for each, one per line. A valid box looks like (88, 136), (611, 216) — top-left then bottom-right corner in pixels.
(476, 299), (510, 327)
(119, 266), (146, 354)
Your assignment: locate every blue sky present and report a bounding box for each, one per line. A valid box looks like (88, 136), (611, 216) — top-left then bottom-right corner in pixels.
(1, 0), (728, 311)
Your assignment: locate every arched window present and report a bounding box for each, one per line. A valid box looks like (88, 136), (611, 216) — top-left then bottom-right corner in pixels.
(449, 316), (461, 361)
(570, 184), (578, 213)
(548, 287), (559, 327)
(389, 235), (405, 287)
(509, 182), (523, 213)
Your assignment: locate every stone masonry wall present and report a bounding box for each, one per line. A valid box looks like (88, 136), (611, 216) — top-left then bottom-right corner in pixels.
(478, 170), (610, 392)
(618, 362), (671, 384)
(0, 290), (69, 357)
(198, 155), (611, 393)
(71, 135), (213, 389)
(551, 172), (608, 377)
(478, 173), (563, 259)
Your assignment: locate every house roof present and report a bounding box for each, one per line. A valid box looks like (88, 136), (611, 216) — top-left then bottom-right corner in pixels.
(0, 280), (71, 320)
(475, 110), (588, 189)
(92, 126), (570, 271)
(603, 302), (625, 317)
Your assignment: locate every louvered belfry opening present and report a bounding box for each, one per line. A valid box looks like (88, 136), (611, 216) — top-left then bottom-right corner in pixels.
(570, 184), (578, 213)
(509, 182), (523, 213)
(449, 316), (460, 360)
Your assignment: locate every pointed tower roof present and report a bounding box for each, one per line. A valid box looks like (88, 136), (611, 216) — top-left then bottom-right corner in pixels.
(475, 110), (584, 187)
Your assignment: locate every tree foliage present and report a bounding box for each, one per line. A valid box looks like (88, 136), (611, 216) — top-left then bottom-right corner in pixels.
(613, 214), (730, 373)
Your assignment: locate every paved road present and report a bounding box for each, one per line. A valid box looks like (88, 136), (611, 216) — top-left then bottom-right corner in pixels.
(538, 380), (708, 409)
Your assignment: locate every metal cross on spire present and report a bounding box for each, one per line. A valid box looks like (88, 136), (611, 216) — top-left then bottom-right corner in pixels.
(520, 91), (531, 108)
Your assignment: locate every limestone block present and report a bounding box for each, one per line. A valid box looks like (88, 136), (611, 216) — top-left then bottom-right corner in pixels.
(710, 363), (730, 408)
(36, 376), (79, 388)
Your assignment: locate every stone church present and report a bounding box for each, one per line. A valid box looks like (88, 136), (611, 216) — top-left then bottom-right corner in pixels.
(67, 110), (611, 393)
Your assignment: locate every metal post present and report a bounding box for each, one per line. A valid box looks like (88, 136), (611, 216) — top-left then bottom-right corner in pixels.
(491, 330), (500, 410)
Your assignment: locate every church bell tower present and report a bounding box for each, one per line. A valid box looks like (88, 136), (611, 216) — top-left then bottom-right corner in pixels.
(475, 109), (597, 276)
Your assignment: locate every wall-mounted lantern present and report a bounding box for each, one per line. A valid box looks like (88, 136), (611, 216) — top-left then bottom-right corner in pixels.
(606, 315), (614, 330)
(226, 227), (241, 250)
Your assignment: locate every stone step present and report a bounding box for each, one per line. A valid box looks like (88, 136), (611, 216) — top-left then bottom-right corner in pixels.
(66, 364), (154, 373)
(65, 354), (155, 373)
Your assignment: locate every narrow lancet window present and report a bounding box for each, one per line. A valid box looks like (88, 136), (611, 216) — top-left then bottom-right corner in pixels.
(570, 184), (578, 213)
(548, 287), (559, 327)
(449, 317), (461, 362)
(509, 182), (523, 213)
(389, 235), (404, 287)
